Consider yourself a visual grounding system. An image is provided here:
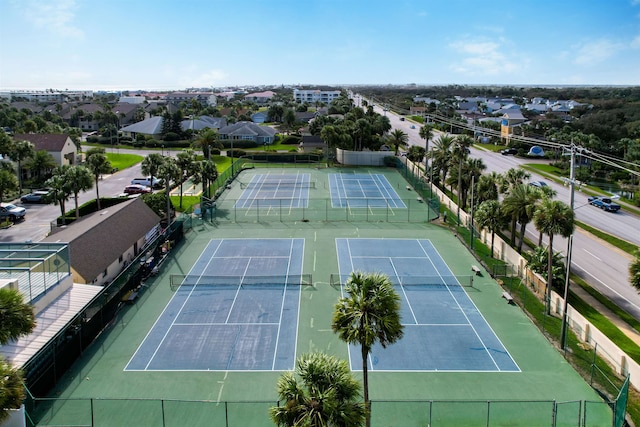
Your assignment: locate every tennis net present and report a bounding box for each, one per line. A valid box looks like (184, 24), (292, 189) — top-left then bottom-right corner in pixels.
(170, 274), (313, 291)
(240, 181), (316, 189)
(330, 274), (474, 289)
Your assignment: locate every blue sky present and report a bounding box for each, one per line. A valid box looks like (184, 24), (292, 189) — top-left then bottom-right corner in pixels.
(1, 0), (640, 91)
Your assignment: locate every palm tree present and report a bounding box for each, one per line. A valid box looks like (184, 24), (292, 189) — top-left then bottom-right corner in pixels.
(460, 157), (486, 210)
(195, 129), (220, 159)
(533, 199), (574, 312)
(630, 251), (640, 291)
(192, 159), (218, 198)
(24, 150), (56, 184)
(332, 271), (403, 427)
(269, 352), (366, 427)
(158, 157), (181, 225)
(45, 166), (72, 225)
(85, 152), (112, 210)
(532, 185), (558, 246)
(65, 165), (93, 220)
(429, 135), (454, 187)
(474, 200), (508, 258)
(9, 140), (34, 194)
(419, 124), (434, 171)
(387, 129), (408, 156)
(406, 145), (426, 175)
(0, 287), (36, 423)
(141, 153), (165, 189)
(475, 172), (501, 205)
(499, 168), (531, 194)
(175, 149), (197, 208)
(502, 183), (539, 252)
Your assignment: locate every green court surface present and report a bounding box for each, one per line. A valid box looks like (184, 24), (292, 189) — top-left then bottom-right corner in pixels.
(34, 166), (613, 427)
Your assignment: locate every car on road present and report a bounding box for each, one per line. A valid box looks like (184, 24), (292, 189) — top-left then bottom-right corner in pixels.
(124, 184), (152, 195)
(501, 147), (518, 155)
(20, 190), (50, 204)
(587, 196), (621, 212)
(0, 203), (26, 222)
(131, 177), (162, 189)
(529, 181), (548, 188)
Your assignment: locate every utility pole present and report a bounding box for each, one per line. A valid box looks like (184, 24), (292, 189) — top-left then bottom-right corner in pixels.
(560, 144), (577, 350)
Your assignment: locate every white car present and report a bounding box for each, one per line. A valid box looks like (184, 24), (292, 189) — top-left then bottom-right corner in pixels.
(0, 203), (26, 222)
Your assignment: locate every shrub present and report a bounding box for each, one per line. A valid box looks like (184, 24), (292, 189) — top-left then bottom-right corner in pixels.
(163, 132), (181, 141)
(281, 135), (301, 145)
(227, 149), (247, 158)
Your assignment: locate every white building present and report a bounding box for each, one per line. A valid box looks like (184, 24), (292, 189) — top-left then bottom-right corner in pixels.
(119, 96), (146, 104)
(293, 89), (341, 105)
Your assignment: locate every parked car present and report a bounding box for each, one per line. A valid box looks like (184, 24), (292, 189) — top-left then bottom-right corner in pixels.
(529, 181), (548, 188)
(20, 190), (50, 203)
(124, 184), (152, 195)
(0, 203), (26, 222)
(131, 177), (162, 189)
(501, 148), (518, 155)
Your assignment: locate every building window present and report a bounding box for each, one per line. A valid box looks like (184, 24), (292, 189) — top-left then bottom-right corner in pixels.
(119, 255), (123, 263)
(103, 269), (107, 278)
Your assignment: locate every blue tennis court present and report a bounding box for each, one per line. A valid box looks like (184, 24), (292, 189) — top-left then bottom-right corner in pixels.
(236, 173), (311, 208)
(336, 238), (519, 372)
(329, 173), (406, 208)
(125, 238), (304, 371)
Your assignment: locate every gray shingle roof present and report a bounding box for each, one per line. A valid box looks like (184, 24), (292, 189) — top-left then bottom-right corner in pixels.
(218, 121), (276, 137)
(43, 198), (160, 283)
(121, 116), (163, 135)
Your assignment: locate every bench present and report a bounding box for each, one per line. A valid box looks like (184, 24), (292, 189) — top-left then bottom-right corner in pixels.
(471, 265), (481, 275)
(502, 291), (514, 304)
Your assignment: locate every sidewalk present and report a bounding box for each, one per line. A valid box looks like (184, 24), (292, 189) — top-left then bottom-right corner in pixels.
(571, 284), (640, 346)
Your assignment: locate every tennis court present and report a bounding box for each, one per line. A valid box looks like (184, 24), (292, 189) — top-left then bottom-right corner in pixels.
(125, 238), (305, 371)
(337, 238), (519, 372)
(235, 172), (311, 208)
(329, 172), (406, 208)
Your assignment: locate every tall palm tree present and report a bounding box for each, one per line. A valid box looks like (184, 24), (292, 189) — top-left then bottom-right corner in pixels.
(45, 166), (72, 225)
(499, 168), (531, 194)
(9, 140), (34, 194)
(158, 157), (181, 225)
(24, 150), (56, 184)
(502, 183), (539, 252)
(475, 172), (501, 205)
(474, 200), (507, 258)
(532, 185), (558, 246)
(419, 124), (434, 172)
(387, 129), (408, 156)
(141, 153), (165, 189)
(65, 165), (93, 220)
(533, 199), (574, 312)
(195, 128), (220, 159)
(429, 135), (454, 187)
(459, 157), (486, 210)
(406, 145), (425, 175)
(269, 352), (366, 427)
(0, 287), (36, 423)
(332, 271), (403, 427)
(85, 152), (112, 210)
(175, 149), (197, 208)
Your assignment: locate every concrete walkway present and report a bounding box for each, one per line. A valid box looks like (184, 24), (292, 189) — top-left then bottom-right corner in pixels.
(571, 284), (640, 346)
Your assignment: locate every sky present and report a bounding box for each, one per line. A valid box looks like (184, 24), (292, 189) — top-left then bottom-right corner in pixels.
(1, 0), (640, 91)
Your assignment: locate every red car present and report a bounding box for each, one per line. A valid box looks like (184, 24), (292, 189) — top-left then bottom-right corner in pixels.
(124, 184), (152, 194)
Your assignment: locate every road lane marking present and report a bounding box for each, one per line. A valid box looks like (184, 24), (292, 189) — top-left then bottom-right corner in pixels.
(583, 249), (601, 261)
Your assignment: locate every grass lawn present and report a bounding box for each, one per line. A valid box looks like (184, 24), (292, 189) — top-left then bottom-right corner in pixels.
(104, 153), (144, 171)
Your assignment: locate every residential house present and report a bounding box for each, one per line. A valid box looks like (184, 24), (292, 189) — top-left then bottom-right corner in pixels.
(500, 109), (528, 143)
(244, 91), (276, 105)
(251, 111), (268, 124)
(181, 116), (227, 132)
(120, 116), (163, 139)
(299, 135), (326, 153)
(13, 133), (77, 166)
(43, 198), (161, 286)
(218, 121), (277, 145)
(165, 92), (216, 106)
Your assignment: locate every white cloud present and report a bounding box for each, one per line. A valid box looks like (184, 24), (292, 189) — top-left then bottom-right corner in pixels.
(573, 39), (624, 65)
(15, 0), (83, 38)
(448, 39), (521, 76)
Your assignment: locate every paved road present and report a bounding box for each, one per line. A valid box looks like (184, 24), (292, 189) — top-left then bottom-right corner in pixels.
(354, 93), (640, 319)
